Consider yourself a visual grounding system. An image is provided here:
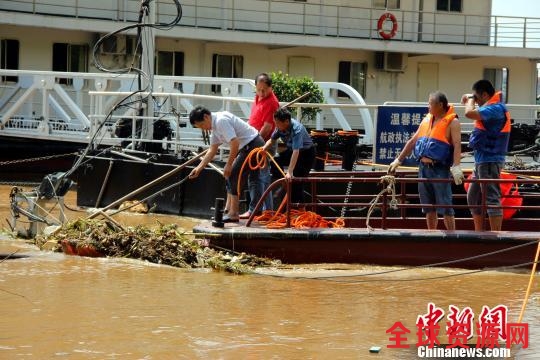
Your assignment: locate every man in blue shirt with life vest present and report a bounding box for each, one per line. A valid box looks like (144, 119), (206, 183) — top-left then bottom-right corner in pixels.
(461, 80), (511, 231)
(388, 91), (463, 230)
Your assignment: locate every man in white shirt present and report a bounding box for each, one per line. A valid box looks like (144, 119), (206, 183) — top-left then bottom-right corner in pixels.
(188, 105), (264, 222)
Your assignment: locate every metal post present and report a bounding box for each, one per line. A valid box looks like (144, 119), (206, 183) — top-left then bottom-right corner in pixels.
(381, 192), (387, 230)
(140, 1), (155, 143)
(212, 198), (225, 228)
(286, 179), (291, 228)
(232, 0), (235, 30)
(303, 2), (306, 34)
(95, 160), (114, 208)
(494, 20), (498, 46)
(463, 14), (467, 44)
(310, 178), (316, 213)
(480, 182), (486, 231)
(268, 0), (271, 32)
(400, 177), (406, 219)
(523, 18), (527, 48)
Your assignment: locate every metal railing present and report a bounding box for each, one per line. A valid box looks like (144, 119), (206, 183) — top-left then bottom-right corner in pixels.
(1, 0), (539, 48)
(1, 70), (539, 158)
(0, 69), (377, 152)
(247, 170), (540, 231)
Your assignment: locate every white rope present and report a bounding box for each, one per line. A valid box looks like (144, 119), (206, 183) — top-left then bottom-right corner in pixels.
(365, 175), (398, 231)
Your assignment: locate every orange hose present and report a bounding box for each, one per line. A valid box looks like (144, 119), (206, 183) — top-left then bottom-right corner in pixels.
(236, 147), (273, 197)
(254, 207), (345, 229)
(238, 147), (345, 229)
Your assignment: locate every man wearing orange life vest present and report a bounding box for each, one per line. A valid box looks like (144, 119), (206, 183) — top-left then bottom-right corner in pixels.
(388, 91), (463, 230)
(461, 80), (511, 231)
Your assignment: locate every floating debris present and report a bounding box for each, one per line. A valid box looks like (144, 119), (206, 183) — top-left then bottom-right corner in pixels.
(34, 218), (277, 274)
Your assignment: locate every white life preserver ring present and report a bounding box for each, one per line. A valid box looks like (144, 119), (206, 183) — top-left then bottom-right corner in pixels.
(377, 12), (398, 40)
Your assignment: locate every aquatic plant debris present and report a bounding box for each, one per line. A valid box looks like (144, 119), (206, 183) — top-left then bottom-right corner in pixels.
(34, 218), (277, 274)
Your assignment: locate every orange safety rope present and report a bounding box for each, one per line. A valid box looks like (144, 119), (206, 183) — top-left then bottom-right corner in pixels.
(254, 209), (345, 229)
(237, 147), (345, 229)
(314, 155), (343, 164)
(236, 147), (284, 196)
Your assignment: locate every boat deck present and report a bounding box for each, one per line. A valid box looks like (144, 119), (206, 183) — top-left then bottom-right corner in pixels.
(193, 220), (540, 270)
(189, 168), (540, 270)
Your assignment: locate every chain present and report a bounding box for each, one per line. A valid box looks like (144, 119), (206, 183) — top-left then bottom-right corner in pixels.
(0, 181), (40, 187)
(340, 160), (357, 218)
(0, 152), (78, 167)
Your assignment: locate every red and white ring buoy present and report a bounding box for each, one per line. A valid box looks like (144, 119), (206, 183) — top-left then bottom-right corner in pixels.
(377, 12), (398, 40)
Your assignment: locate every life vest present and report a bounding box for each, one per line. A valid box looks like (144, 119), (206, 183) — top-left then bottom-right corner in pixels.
(464, 172), (523, 219)
(413, 105), (457, 166)
(468, 91), (511, 155)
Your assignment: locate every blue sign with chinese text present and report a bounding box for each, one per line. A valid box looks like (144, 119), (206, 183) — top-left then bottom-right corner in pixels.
(374, 106), (428, 166)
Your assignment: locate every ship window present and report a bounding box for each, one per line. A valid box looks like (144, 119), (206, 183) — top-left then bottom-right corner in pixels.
(52, 43), (88, 85)
(484, 67), (509, 103)
(0, 39), (19, 83)
(211, 54), (244, 93)
(373, 0), (400, 9)
(338, 61), (367, 98)
(156, 51), (184, 76)
(436, 0), (462, 12)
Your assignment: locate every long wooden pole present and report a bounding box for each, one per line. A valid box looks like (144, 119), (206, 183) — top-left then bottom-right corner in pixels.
(280, 92), (311, 110)
(87, 149), (208, 219)
(191, 151), (223, 176)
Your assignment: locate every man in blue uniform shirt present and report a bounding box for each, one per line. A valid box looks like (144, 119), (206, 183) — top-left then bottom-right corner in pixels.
(262, 108), (315, 205)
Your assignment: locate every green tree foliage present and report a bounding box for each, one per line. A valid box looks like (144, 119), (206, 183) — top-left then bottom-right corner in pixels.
(270, 71), (324, 123)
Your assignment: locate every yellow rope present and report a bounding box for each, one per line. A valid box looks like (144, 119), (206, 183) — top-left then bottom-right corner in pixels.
(517, 239), (540, 323)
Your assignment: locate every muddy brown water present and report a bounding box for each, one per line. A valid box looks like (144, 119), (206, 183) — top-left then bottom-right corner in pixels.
(0, 185), (539, 359)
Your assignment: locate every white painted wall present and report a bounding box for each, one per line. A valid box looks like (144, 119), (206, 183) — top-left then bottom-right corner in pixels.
(1, 25), (94, 70)
(138, 38), (540, 106)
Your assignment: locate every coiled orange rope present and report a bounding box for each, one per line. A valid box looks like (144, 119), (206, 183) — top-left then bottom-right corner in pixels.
(254, 209), (345, 229)
(236, 147), (283, 197)
(237, 147), (345, 229)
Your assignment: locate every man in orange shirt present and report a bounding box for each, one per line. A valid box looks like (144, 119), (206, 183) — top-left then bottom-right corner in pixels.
(240, 73), (279, 219)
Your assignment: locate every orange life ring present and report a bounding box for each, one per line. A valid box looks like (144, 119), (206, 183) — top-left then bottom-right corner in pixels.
(377, 12), (398, 40)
